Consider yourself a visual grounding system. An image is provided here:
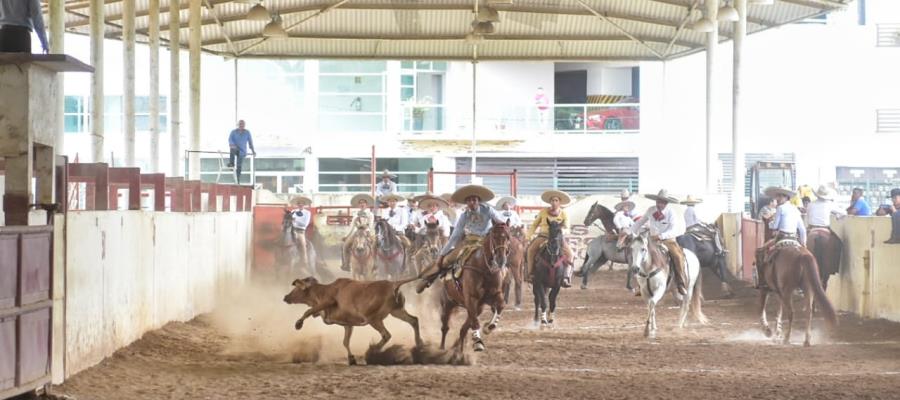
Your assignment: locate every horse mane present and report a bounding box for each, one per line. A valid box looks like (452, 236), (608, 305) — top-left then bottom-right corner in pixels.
(587, 202), (617, 233)
(375, 219), (397, 248)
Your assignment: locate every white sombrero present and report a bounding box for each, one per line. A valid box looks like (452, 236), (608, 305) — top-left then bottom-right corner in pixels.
(381, 193), (405, 203)
(680, 195), (703, 205)
(614, 200), (635, 212)
(350, 193), (374, 206)
(764, 186), (796, 199)
(380, 169), (397, 178)
(495, 196), (517, 209)
(620, 189), (632, 199)
(645, 189), (679, 204)
(290, 196), (312, 206)
(814, 185), (834, 200)
(418, 194), (448, 210)
(540, 190), (572, 205)
(451, 185), (495, 203)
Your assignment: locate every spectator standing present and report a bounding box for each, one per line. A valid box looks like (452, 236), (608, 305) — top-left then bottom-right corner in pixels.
(228, 120), (256, 184)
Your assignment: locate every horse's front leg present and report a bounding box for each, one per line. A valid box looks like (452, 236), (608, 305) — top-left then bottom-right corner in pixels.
(548, 285), (561, 325)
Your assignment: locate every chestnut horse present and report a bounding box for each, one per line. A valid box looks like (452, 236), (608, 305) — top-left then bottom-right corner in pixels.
(439, 223), (512, 352)
(349, 228), (375, 280)
(503, 226), (526, 310)
(756, 244), (837, 346)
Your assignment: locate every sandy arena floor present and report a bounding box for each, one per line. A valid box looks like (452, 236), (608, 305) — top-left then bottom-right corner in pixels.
(53, 269), (900, 400)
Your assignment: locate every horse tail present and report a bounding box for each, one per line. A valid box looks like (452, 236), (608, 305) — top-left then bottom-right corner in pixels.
(691, 262), (709, 325)
(393, 277), (420, 304)
(801, 252), (838, 329)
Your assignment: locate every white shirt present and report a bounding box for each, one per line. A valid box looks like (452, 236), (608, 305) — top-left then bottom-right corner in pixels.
(496, 209), (523, 228)
(806, 199), (845, 228)
(613, 210), (634, 232)
(376, 180), (397, 197)
(770, 202), (807, 244)
(683, 206), (700, 228)
(291, 209), (311, 230)
(383, 206), (408, 232)
(414, 210), (452, 237)
(632, 205), (683, 240)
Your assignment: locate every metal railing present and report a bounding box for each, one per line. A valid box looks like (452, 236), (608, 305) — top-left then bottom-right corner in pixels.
(397, 103), (640, 136)
(876, 24), (900, 47)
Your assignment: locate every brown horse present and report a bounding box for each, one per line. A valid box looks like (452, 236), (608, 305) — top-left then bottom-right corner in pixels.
(503, 234), (526, 311)
(756, 244), (838, 346)
(439, 223), (512, 352)
(806, 227), (843, 291)
(412, 221), (447, 277)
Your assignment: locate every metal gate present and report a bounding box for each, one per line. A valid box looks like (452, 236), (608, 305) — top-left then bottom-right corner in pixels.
(740, 218), (764, 282)
(0, 226), (53, 399)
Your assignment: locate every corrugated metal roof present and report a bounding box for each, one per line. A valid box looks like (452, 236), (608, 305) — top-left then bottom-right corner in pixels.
(48, 0), (850, 60)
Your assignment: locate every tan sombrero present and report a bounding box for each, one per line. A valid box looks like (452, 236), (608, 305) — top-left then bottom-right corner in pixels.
(645, 189), (679, 204)
(381, 193), (405, 203)
(814, 185), (834, 200)
(350, 193), (374, 206)
(412, 191), (437, 202)
(380, 169), (396, 178)
(495, 196), (517, 209)
(620, 189), (632, 199)
(451, 185), (495, 203)
(418, 195), (448, 210)
(290, 195), (312, 206)
(615, 200), (635, 212)
(540, 190), (572, 205)
(440, 193), (453, 203)
(764, 186), (796, 199)
(680, 195), (703, 205)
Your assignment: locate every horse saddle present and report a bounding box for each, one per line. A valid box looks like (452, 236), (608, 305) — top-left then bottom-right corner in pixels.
(774, 238), (802, 249)
(686, 223), (717, 242)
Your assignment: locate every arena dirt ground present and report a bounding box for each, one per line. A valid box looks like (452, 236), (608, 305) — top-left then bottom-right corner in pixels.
(52, 269), (900, 400)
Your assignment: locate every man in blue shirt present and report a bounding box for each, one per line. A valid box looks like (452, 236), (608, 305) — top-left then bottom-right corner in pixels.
(847, 188), (871, 216)
(228, 120), (256, 184)
(0, 0), (49, 53)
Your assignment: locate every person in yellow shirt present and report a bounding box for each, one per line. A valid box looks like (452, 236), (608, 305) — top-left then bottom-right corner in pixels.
(526, 190), (574, 287)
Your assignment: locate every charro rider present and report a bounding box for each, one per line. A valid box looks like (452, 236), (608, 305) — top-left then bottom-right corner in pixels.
(340, 193), (375, 271)
(681, 195), (726, 256)
(495, 196), (524, 229)
(806, 185), (845, 230)
(375, 170), (398, 206)
(415, 184), (506, 293)
(757, 186), (807, 289)
(411, 193), (452, 238)
(613, 198), (636, 248)
(379, 193), (413, 256)
(526, 190), (575, 288)
(630, 189), (688, 295)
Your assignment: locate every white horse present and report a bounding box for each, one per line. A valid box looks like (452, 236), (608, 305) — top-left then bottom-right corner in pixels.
(628, 230), (708, 339)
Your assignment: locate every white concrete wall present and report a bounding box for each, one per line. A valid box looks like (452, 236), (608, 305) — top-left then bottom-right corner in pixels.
(827, 216), (900, 322)
(63, 211), (251, 377)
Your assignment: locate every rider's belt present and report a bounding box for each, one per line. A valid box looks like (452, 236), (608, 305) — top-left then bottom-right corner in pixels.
(808, 225), (829, 230)
(776, 232), (797, 238)
(292, 227), (307, 233)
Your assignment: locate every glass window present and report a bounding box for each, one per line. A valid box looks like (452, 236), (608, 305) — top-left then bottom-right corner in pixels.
(237, 59), (305, 142)
(319, 75), (384, 94)
(64, 96), (88, 133)
(401, 75), (414, 85)
(256, 158), (304, 172)
(401, 61), (414, 69)
(320, 61), (386, 73)
(318, 157), (431, 193)
(319, 114), (384, 132)
(319, 95), (385, 113)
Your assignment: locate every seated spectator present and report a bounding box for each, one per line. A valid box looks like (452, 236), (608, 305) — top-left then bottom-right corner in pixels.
(847, 188), (872, 216)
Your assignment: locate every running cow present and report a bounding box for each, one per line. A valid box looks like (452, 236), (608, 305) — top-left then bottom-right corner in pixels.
(283, 277), (423, 365)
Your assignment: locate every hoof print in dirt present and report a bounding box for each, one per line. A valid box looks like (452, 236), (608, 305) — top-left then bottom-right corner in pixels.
(365, 344), (414, 365)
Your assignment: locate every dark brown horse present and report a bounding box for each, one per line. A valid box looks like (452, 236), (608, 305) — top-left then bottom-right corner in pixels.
(806, 227), (843, 291)
(439, 223), (512, 352)
(412, 221), (447, 277)
(756, 244), (837, 346)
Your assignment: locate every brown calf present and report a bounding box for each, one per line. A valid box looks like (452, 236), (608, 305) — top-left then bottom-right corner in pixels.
(283, 277), (423, 365)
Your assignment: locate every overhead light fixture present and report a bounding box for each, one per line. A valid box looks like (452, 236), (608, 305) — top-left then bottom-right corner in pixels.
(690, 18), (715, 32)
(477, 6), (500, 23)
(717, 2), (739, 22)
(263, 15), (287, 37)
(247, 3), (270, 21)
(471, 21), (495, 34)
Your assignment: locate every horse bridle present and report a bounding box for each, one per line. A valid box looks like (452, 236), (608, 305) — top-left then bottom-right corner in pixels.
(484, 228), (511, 273)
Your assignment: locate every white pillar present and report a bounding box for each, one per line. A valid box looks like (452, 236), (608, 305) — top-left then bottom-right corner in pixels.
(170, 0), (181, 176)
(149, 0), (161, 172)
(189, 0), (201, 180)
(705, 0), (718, 193)
(123, 0), (136, 167)
(50, 0), (65, 156)
(471, 60), (478, 173)
(732, 0), (747, 212)
(90, 0), (104, 163)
